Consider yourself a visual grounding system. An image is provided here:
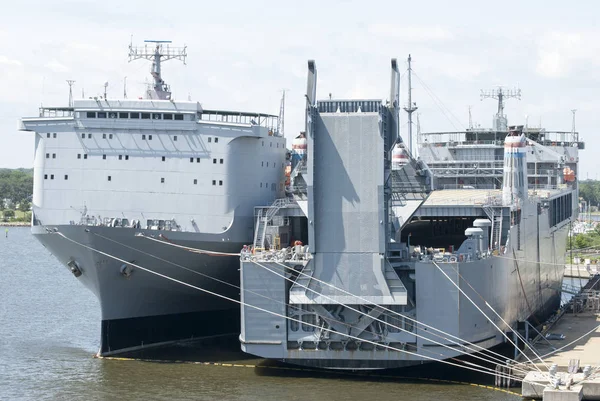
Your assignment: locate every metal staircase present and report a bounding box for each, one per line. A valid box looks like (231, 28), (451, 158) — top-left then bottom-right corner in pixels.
(253, 198), (291, 250)
(484, 206), (503, 251)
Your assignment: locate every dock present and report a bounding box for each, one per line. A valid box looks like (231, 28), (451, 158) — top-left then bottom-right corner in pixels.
(565, 264), (600, 279)
(519, 275), (600, 400)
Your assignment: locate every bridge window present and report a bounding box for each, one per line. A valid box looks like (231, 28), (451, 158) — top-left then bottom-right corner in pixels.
(98, 112), (106, 118)
(141, 113), (150, 119)
(119, 112), (128, 118)
(86, 112), (96, 118)
(164, 114), (173, 120)
(130, 113), (140, 119)
(174, 114), (183, 121)
(109, 112), (117, 118)
(153, 113), (161, 120)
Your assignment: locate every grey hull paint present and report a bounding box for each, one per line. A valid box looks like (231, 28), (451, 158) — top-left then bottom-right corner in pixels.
(33, 223), (246, 354)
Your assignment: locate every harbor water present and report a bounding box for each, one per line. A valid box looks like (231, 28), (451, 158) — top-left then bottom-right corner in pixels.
(0, 227), (518, 400)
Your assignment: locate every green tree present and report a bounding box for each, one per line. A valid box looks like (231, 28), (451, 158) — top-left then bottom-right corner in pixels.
(3, 210), (15, 220)
(18, 201), (30, 212)
(574, 234), (592, 249)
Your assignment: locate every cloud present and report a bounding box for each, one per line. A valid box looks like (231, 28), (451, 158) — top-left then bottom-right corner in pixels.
(368, 24), (454, 42)
(44, 59), (70, 73)
(0, 55), (22, 66)
(535, 30), (600, 78)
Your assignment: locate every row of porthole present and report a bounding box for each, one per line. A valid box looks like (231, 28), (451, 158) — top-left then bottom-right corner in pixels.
(261, 161), (284, 168)
(43, 174), (225, 186)
(54, 132), (220, 144)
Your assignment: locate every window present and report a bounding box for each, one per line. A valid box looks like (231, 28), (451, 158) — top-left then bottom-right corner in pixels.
(46, 133), (50, 138)
(215, 137), (218, 143)
(213, 158), (217, 164)
(108, 176), (112, 181)
(270, 142), (272, 147)
(262, 140), (264, 146)
(86, 112), (96, 118)
(46, 153), (49, 159)
(260, 183), (262, 188)
(52, 153), (56, 159)
(77, 154), (81, 159)
(53, 133), (57, 138)
(164, 114), (173, 120)
(44, 174), (48, 179)
(83, 154), (88, 159)
(64, 175), (68, 180)
(142, 134), (146, 140)
(212, 180), (216, 185)
(277, 143), (279, 148)
(130, 112), (140, 119)
(152, 113), (161, 120)
(141, 113), (150, 119)
(149, 135), (153, 140)
(125, 155), (129, 161)
(81, 133), (85, 139)
(50, 174), (54, 180)
(103, 134), (106, 139)
(97, 112), (106, 118)
(109, 112), (117, 118)
(173, 135), (177, 141)
(208, 137), (212, 143)
(174, 114), (184, 121)
(219, 180), (223, 186)
(103, 155), (106, 160)
(88, 134), (92, 139)
(196, 157), (200, 163)
(161, 177), (165, 183)
(219, 159), (223, 164)
(162, 156), (166, 162)
(119, 112), (128, 118)
(261, 161), (264, 167)
(109, 134), (113, 139)
(267, 162), (269, 167)
(119, 155), (123, 160)
(193, 179), (197, 185)
(190, 157), (194, 163)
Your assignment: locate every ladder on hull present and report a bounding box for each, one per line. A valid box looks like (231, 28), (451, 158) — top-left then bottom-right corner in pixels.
(253, 198), (290, 250)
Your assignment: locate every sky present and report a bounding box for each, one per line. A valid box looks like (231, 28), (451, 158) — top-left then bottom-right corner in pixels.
(1, 0), (598, 177)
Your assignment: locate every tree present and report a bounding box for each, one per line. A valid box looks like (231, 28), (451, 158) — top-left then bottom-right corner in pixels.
(3, 210), (15, 220)
(19, 201), (30, 212)
(574, 234), (592, 249)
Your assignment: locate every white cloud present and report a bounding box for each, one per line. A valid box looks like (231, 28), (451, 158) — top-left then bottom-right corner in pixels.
(368, 24), (454, 42)
(535, 31), (600, 78)
(44, 59), (70, 73)
(0, 55), (22, 66)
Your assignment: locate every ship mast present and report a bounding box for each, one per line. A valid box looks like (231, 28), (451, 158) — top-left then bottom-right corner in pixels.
(128, 40), (187, 100)
(403, 55), (418, 155)
(480, 87), (521, 131)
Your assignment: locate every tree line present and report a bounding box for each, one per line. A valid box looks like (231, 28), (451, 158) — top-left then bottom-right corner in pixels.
(579, 180), (600, 208)
(0, 168), (33, 208)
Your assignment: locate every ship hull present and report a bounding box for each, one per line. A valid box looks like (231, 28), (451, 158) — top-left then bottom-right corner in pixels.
(33, 224), (244, 356)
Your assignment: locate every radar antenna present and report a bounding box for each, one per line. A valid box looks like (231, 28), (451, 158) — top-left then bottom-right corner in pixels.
(277, 89), (287, 137)
(403, 54), (418, 155)
(480, 86), (521, 131)
(66, 80), (75, 107)
(128, 39), (187, 100)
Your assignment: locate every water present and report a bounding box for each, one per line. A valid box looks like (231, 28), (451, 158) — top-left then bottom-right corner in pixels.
(0, 228), (517, 400)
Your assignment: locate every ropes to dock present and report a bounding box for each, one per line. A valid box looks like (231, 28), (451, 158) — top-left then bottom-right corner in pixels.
(135, 232), (241, 257)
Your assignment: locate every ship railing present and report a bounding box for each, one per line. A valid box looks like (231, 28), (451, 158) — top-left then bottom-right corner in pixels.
(199, 110), (280, 136)
(38, 107), (75, 118)
(421, 155), (505, 162)
(419, 130), (582, 148)
(442, 184), (496, 190)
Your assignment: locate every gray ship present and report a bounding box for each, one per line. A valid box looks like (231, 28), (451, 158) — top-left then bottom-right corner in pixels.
(238, 57), (582, 369)
(19, 41), (286, 356)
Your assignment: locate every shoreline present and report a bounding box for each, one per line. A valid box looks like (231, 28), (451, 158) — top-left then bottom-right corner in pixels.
(0, 222), (30, 227)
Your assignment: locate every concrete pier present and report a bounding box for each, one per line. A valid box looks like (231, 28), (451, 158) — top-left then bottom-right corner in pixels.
(565, 265), (599, 279)
(520, 312), (600, 399)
